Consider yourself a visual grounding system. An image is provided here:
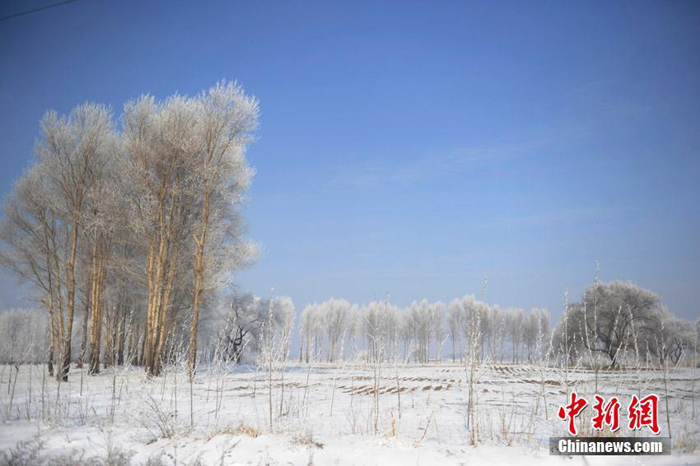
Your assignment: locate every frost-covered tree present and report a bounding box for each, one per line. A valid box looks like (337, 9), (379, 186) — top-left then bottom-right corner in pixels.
(478, 303), (493, 360)
(322, 298), (351, 362)
(406, 300), (432, 363)
(346, 304), (361, 359)
(430, 301), (445, 361)
(121, 85), (259, 377)
(186, 81), (259, 379)
(214, 292), (294, 363)
(447, 300), (464, 362)
(121, 95), (200, 376)
(522, 309), (540, 362)
(1, 82), (260, 379)
(454, 295), (483, 361)
(647, 311), (695, 365)
(490, 305), (508, 362)
(0, 165), (62, 375)
(520, 308), (550, 362)
(9, 104), (116, 381)
(554, 281), (665, 368)
(0, 308), (49, 365)
(364, 301), (385, 362)
(263, 296), (295, 362)
(299, 303), (317, 363)
(505, 308), (524, 364)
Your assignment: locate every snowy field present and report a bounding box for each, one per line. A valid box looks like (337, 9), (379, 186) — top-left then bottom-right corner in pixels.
(0, 362), (698, 465)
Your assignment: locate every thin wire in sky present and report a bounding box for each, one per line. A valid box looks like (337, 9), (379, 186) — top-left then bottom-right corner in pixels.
(0, 0), (80, 22)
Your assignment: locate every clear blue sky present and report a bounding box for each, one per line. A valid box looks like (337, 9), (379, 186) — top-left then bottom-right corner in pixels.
(1, 0), (699, 320)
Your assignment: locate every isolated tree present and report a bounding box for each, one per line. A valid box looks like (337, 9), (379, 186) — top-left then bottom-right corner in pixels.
(557, 281), (664, 368)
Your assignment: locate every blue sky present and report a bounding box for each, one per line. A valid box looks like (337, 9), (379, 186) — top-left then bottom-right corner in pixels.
(1, 0), (699, 319)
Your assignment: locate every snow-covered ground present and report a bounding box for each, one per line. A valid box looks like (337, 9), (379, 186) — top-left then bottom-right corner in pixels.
(0, 361), (698, 465)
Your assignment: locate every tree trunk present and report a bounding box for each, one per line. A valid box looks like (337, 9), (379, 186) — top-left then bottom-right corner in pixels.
(145, 194), (171, 377)
(116, 312), (125, 366)
(88, 240), (105, 375)
(47, 297), (55, 377)
(77, 283), (91, 369)
(188, 185), (212, 380)
(60, 218), (80, 381)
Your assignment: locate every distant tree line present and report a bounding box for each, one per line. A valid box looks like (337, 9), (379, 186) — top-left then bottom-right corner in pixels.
(288, 281), (696, 368)
(0, 279), (696, 371)
(295, 296), (551, 365)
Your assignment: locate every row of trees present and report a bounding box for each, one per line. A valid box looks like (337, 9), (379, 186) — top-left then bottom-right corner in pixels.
(288, 281), (696, 368)
(1, 280), (697, 370)
(0, 81), (260, 380)
(295, 296), (551, 364)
